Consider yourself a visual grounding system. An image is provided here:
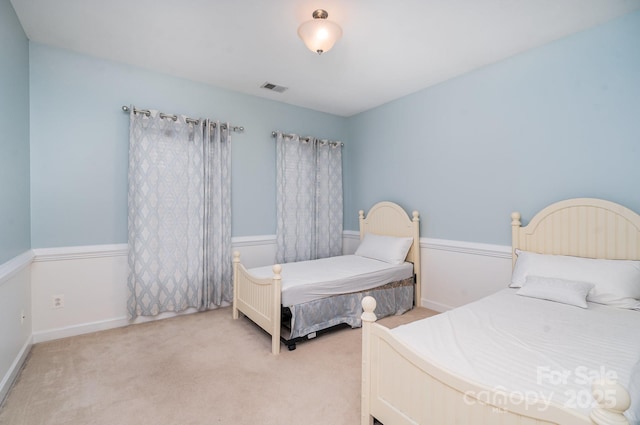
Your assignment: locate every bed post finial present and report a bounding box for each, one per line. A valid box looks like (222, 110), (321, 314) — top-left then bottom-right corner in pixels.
(590, 379), (631, 425)
(412, 211), (419, 222)
(511, 212), (521, 226)
(359, 210), (365, 219)
(361, 296), (377, 323)
(233, 251), (240, 263)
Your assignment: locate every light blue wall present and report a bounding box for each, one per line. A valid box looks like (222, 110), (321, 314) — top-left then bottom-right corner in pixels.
(0, 0), (31, 264)
(346, 11), (640, 245)
(27, 10), (640, 248)
(29, 44), (348, 248)
(0, 0), (32, 403)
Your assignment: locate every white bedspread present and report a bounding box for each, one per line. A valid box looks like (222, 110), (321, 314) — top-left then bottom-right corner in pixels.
(249, 255), (413, 307)
(391, 289), (640, 423)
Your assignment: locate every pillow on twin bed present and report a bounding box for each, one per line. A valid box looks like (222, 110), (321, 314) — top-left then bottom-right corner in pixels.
(511, 249), (640, 310)
(355, 233), (413, 265)
(516, 276), (594, 308)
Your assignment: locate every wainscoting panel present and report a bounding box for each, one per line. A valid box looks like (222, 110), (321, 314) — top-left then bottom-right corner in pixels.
(30, 238), (279, 343)
(422, 243), (512, 311)
(344, 231), (512, 311)
(31, 245), (129, 343)
(0, 252), (33, 404)
(29, 234), (513, 343)
(231, 235), (277, 269)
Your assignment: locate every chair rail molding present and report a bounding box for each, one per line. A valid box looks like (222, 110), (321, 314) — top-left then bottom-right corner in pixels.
(343, 231), (510, 259)
(0, 250), (34, 286)
(32, 244), (128, 262)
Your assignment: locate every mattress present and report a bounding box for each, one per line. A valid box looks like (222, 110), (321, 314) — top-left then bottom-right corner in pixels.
(390, 288), (640, 423)
(248, 254), (413, 307)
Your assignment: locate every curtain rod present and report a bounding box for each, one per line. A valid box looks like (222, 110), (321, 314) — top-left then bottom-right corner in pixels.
(271, 130), (343, 147)
(122, 106), (244, 133)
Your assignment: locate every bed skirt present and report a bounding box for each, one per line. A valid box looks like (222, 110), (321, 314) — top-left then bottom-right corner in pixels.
(284, 277), (414, 340)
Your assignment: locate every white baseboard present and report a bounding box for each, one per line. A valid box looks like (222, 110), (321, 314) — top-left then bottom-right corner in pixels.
(32, 304), (233, 344)
(420, 299), (454, 313)
(0, 336), (31, 405)
(32, 316), (129, 344)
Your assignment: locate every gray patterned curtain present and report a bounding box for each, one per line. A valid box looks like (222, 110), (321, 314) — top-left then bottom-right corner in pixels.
(275, 132), (343, 263)
(203, 121), (232, 307)
(127, 108), (231, 319)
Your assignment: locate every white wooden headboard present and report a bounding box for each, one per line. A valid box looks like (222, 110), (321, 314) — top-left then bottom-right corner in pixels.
(359, 201), (421, 305)
(511, 198), (640, 268)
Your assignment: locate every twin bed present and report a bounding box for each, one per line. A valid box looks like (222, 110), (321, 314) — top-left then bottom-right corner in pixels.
(232, 201), (421, 354)
(361, 198), (640, 425)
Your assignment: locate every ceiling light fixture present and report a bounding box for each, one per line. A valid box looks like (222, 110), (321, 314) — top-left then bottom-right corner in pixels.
(297, 9), (342, 55)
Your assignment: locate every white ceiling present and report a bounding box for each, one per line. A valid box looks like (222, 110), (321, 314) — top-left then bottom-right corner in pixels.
(10, 0), (640, 117)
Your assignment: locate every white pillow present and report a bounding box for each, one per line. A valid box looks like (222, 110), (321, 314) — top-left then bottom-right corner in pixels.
(354, 233), (413, 265)
(516, 276), (594, 308)
(511, 249), (640, 309)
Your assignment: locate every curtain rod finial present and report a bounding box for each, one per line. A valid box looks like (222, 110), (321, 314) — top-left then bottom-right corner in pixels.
(122, 105), (130, 112)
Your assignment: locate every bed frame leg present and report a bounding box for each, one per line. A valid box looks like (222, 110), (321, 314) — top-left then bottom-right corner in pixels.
(361, 296), (377, 425)
(232, 251), (240, 320)
(271, 264), (282, 355)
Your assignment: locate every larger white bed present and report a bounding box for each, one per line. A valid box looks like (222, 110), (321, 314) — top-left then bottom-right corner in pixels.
(361, 198), (640, 425)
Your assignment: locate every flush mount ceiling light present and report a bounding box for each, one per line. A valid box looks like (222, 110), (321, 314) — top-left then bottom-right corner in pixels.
(297, 9), (343, 55)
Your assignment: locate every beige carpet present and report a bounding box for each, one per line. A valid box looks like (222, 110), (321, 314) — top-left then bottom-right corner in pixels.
(0, 306), (436, 425)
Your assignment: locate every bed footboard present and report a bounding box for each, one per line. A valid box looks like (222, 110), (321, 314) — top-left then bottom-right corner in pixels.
(360, 296), (631, 425)
(233, 251), (282, 355)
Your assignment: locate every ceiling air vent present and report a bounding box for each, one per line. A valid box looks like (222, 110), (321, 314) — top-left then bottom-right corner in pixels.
(261, 82), (288, 93)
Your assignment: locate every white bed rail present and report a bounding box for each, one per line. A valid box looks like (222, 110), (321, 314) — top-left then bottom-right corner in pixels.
(361, 296), (630, 425)
(232, 251), (282, 355)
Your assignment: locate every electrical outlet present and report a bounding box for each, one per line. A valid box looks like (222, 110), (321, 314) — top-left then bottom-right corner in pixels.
(52, 294), (65, 309)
